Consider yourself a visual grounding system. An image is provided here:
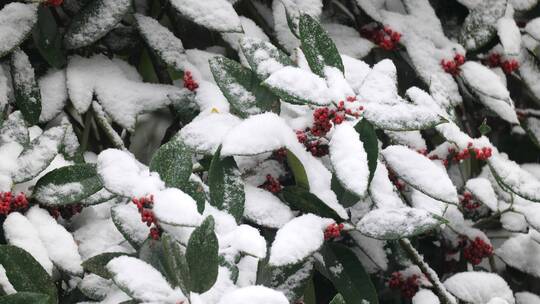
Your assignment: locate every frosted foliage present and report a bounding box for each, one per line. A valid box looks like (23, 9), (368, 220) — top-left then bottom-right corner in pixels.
(413, 289), (440, 304)
(0, 65), (8, 110)
(243, 184), (294, 228)
(410, 189), (447, 217)
(220, 224), (267, 258)
(357, 207), (440, 239)
(179, 113), (241, 154)
(342, 55), (371, 94)
(97, 149), (165, 197)
(515, 292), (540, 304)
(382, 145), (458, 203)
(111, 204), (150, 245)
(525, 18), (540, 40)
(264, 66), (332, 105)
(240, 37), (286, 79)
(0, 3), (37, 56)
(444, 272), (515, 304)
(369, 162), (404, 209)
(269, 214), (333, 266)
(169, 0), (242, 32)
(489, 153), (540, 201)
(152, 188), (202, 227)
(497, 18), (521, 55)
(107, 256), (185, 303)
(496, 233), (540, 277)
(322, 23), (374, 59)
(363, 102), (444, 130)
(465, 178), (499, 211)
(217, 286), (288, 304)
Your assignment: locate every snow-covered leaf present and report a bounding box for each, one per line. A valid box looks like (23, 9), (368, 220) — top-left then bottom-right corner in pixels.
(459, 0), (508, 51)
(217, 286), (288, 304)
(149, 139), (192, 190)
(33, 164), (102, 206)
(160, 234), (190, 295)
(33, 6), (65, 69)
(186, 216), (219, 293)
(244, 184), (294, 228)
(444, 272), (515, 304)
(0, 111), (29, 146)
(523, 116), (540, 149)
(282, 186), (344, 221)
(0, 3), (37, 58)
(0, 245), (57, 304)
(13, 125), (65, 183)
(363, 102), (447, 131)
(153, 188), (202, 227)
(269, 214), (334, 266)
(134, 14), (187, 72)
(169, 0), (242, 32)
(488, 153), (540, 202)
(0, 292), (51, 304)
(497, 18), (521, 56)
(64, 0), (132, 49)
(329, 124), (369, 198)
(299, 14), (344, 77)
(82, 252), (129, 280)
(111, 204), (149, 249)
(97, 149), (165, 197)
(38, 69), (67, 123)
(355, 118), (378, 185)
(286, 149), (310, 190)
(323, 23), (374, 59)
(496, 232), (540, 278)
(465, 178), (499, 211)
(382, 145), (458, 204)
(208, 147), (245, 223)
(356, 207), (443, 240)
(257, 257), (315, 302)
(209, 56), (279, 118)
(10, 49), (41, 125)
(240, 37), (293, 80)
(178, 112), (241, 154)
(106, 256), (185, 303)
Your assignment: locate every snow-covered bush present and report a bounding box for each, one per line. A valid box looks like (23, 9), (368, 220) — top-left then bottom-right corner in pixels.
(0, 0), (539, 303)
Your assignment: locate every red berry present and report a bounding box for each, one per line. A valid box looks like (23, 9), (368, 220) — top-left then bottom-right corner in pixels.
(45, 0), (63, 6)
(183, 71), (199, 92)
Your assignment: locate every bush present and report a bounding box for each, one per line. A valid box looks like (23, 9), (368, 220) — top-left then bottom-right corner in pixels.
(0, 0), (539, 303)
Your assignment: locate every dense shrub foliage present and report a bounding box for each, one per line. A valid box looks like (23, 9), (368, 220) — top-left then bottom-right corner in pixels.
(0, 0), (539, 303)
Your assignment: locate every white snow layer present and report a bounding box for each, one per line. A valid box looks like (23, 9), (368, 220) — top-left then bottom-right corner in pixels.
(444, 272), (515, 304)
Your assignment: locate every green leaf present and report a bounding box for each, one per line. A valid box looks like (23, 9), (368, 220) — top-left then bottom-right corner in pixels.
(0, 245), (57, 304)
(64, 0), (132, 49)
(209, 56), (280, 118)
(149, 139), (193, 189)
(183, 179), (207, 214)
(0, 111), (29, 147)
(240, 37), (293, 80)
(286, 149), (309, 190)
(330, 294), (346, 304)
(256, 257), (315, 302)
(33, 164), (103, 206)
(320, 243), (378, 304)
(0, 292), (50, 304)
(479, 118), (492, 135)
(160, 234), (191, 296)
(488, 153), (540, 202)
(363, 103), (448, 131)
(10, 49), (41, 125)
(186, 216), (219, 293)
(208, 146), (245, 223)
(299, 14), (344, 77)
(168, 0), (242, 32)
(111, 205), (147, 250)
(355, 119), (378, 185)
(33, 6), (66, 69)
(459, 0), (507, 51)
(331, 174), (360, 208)
(82, 252), (130, 279)
(281, 186), (343, 221)
(0, 3), (37, 58)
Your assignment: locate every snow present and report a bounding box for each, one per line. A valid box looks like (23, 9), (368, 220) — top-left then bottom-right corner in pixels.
(359, 59), (398, 105)
(497, 18), (521, 55)
(110, 204), (149, 247)
(217, 286), (288, 304)
(0, 111), (28, 146)
(74, 216), (133, 260)
(106, 256), (185, 303)
(411, 189), (447, 217)
(322, 23), (374, 59)
(369, 162), (405, 209)
(386, 131), (427, 151)
(185, 49), (221, 84)
(64, 0), (131, 49)
(342, 55), (371, 94)
(525, 18), (540, 41)
(220, 224), (267, 258)
(324, 66), (355, 103)
(193, 80), (230, 113)
(496, 232), (540, 277)
(465, 178), (499, 211)
(169, 0), (242, 32)
(0, 265), (15, 295)
(264, 66), (332, 105)
(357, 207), (440, 239)
(222, 17), (269, 66)
(444, 272), (515, 304)
(382, 145), (458, 203)
(363, 102), (445, 131)
(97, 149), (165, 197)
(79, 274), (112, 300)
(501, 212), (528, 232)
(243, 184), (294, 228)
(3, 212), (54, 275)
(0, 3), (37, 57)
(240, 37), (287, 79)
(152, 188), (202, 227)
(515, 292), (540, 304)
(39, 69), (67, 123)
(488, 152), (540, 201)
(33, 182), (84, 206)
(329, 123), (369, 197)
(0, 65), (9, 110)
(269, 214), (333, 266)
(26, 206), (83, 275)
(0, 142), (23, 191)
(134, 14), (186, 71)
(13, 125), (65, 183)
(413, 289), (440, 304)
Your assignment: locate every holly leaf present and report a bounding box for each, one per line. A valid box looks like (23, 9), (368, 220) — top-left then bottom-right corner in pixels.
(0, 292), (50, 304)
(33, 6), (66, 69)
(160, 234), (191, 296)
(286, 149), (309, 190)
(10, 49), (41, 125)
(186, 216), (219, 293)
(149, 139), (193, 189)
(256, 257), (315, 302)
(281, 186), (343, 221)
(240, 37), (294, 80)
(355, 119), (379, 185)
(0, 3), (37, 58)
(459, 0), (507, 51)
(82, 252), (130, 279)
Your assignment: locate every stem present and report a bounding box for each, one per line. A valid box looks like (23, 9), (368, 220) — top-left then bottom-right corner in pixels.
(92, 101), (126, 150)
(398, 239), (456, 304)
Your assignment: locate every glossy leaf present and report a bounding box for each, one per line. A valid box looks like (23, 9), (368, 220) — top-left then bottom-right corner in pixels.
(186, 216), (219, 293)
(150, 139), (193, 189)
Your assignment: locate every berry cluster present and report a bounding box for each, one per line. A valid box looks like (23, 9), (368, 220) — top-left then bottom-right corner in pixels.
(132, 195), (162, 240)
(461, 237), (493, 265)
(260, 175), (282, 194)
(441, 54), (466, 76)
(272, 148), (288, 162)
(388, 272), (420, 299)
(360, 25), (402, 51)
(430, 144), (492, 166)
(45, 0), (63, 6)
(48, 204), (83, 220)
(183, 71), (199, 92)
(324, 223), (344, 240)
(484, 53), (520, 74)
(0, 192), (29, 216)
(460, 191), (480, 211)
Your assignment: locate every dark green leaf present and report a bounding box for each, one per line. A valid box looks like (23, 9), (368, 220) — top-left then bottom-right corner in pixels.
(240, 37), (293, 80)
(286, 149), (309, 190)
(459, 0), (507, 51)
(354, 119), (378, 185)
(208, 146), (245, 223)
(111, 205), (146, 250)
(64, 0), (132, 49)
(0, 111), (29, 147)
(256, 257), (315, 302)
(299, 14), (344, 77)
(0, 245), (57, 304)
(150, 139), (193, 189)
(186, 216), (219, 293)
(183, 179), (207, 214)
(0, 292), (50, 304)
(10, 49), (41, 125)
(320, 243), (378, 304)
(160, 234), (190, 295)
(281, 186), (344, 221)
(82, 252), (130, 279)
(209, 56), (280, 118)
(331, 174), (360, 208)
(0, 3), (37, 58)
(33, 164), (103, 206)
(330, 294), (346, 304)
(33, 6), (66, 69)
(479, 118), (492, 135)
